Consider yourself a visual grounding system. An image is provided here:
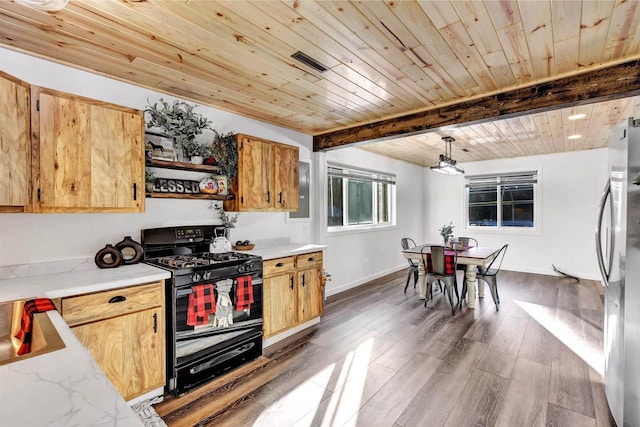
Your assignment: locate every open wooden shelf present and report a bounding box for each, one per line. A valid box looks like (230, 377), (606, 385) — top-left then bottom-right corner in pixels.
(146, 192), (233, 200)
(146, 158), (220, 173)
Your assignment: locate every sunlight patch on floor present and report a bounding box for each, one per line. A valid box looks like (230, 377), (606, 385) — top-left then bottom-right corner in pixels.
(516, 301), (603, 376)
(300, 337), (374, 427)
(252, 337), (374, 427)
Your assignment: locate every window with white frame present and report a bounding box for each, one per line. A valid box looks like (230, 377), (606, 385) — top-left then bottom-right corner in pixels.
(466, 171), (538, 229)
(327, 163), (395, 230)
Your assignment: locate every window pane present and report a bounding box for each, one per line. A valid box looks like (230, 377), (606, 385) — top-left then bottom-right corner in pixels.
(501, 184), (534, 227)
(469, 186), (497, 226)
(327, 176), (343, 226)
(348, 179), (372, 225)
(377, 182), (390, 223)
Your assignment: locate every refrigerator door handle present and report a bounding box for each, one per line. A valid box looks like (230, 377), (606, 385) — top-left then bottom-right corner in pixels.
(596, 179), (611, 287)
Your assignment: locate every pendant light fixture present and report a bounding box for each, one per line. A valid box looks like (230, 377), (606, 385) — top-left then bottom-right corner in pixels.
(430, 136), (465, 175)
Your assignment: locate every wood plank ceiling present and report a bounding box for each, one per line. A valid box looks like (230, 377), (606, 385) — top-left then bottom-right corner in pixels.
(0, 0), (639, 166)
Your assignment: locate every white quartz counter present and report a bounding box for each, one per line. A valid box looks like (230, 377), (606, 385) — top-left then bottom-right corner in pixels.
(241, 239), (327, 260)
(0, 260), (171, 427)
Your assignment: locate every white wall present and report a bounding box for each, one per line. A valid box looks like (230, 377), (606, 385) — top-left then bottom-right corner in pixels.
(317, 148), (425, 296)
(425, 148), (609, 280)
(0, 47), (314, 266)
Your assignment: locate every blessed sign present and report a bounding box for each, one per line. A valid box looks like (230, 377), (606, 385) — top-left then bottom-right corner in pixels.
(153, 178), (201, 194)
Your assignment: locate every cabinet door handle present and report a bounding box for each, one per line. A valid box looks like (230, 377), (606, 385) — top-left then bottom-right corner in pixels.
(276, 262), (284, 267)
(267, 190), (271, 203)
(301, 273), (305, 287)
(290, 277), (294, 290)
(133, 183), (137, 200)
(279, 192), (283, 204)
(153, 313), (158, 333)
(108, 295), (126, 304)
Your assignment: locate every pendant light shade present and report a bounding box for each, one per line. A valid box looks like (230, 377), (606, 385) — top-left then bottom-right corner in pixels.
(430, 136), (465, 175)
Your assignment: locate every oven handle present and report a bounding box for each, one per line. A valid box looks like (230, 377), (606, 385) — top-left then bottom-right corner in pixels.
(188, 332), (261, 374)
(175, 278), (262, 295)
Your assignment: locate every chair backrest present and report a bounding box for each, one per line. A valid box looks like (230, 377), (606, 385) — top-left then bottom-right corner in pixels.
(401, 238), (416, 250)
(458, 237), (478, 247)
(484, 244), (509, 274)
(426, 245), (456, 277)
(401, 238), (418, 267)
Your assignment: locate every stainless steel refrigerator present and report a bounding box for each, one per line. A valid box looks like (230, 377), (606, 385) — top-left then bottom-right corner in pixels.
(596, 116), (640, 427)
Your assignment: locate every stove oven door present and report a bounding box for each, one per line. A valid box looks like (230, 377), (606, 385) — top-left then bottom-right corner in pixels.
(173, 273), (263, 337)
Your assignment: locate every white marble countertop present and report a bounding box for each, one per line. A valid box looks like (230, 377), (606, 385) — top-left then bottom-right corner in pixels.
(240, 238), (327, 260)
(0, 260), (171, 427)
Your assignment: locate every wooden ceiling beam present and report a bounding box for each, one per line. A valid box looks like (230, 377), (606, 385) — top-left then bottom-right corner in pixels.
(313, 59), (640, 151)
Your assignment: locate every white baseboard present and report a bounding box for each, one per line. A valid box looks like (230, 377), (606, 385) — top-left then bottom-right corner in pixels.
(324, 264), (406, 297)
(325, 263), (601, 301)
(263, 317), (321, 349)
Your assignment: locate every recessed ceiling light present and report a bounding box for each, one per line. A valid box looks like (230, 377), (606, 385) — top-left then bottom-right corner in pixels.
(568, 134), (582, 140)
(568, 113), (587, 120)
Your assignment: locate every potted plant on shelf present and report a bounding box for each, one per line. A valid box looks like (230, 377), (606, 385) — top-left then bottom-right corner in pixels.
(145, 169), (157, 193)
(145, 98), (211, 163)
(182, 140), (210, 165)
(209, 130), (238, 177)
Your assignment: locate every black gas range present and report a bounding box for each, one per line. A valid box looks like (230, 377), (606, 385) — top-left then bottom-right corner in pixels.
(142, 225), (263, 396)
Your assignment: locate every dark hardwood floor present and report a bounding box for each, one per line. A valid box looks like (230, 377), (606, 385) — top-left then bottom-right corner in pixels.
(155, 269), (615, 427)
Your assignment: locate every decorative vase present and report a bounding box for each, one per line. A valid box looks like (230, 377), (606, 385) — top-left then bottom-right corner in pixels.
(146, 181), (155, 193)
(191, 155), (203, 165)
(174, 145), (185, 163)
(114, 235), (143, 265)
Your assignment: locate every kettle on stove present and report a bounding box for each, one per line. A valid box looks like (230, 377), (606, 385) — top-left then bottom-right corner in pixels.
(210, 228), (232, 253)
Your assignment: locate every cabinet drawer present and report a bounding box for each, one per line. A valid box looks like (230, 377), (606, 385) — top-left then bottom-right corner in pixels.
(296, 251), (323, 270)
(263, 256), (295, 277)
(62, 281), (163, 326)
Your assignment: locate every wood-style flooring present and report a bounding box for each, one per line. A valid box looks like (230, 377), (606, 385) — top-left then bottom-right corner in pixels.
(155, 269), (615, 427)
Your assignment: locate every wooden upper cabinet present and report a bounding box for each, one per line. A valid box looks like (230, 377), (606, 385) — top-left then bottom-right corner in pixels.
(31, 86), (144, 213)
(274, 143), (299, 211)
(224, 133), (299, 212)
(0, 71), (31, 213)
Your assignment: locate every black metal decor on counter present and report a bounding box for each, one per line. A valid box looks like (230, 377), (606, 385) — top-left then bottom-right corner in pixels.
(94, 236), (144, 269)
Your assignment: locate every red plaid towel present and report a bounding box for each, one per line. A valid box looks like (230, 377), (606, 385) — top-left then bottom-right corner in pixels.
(187, 284), (216, 326)
(235, 275), (254, 310)
(15, 298), (57, 355)
(424, 253), (456, 275)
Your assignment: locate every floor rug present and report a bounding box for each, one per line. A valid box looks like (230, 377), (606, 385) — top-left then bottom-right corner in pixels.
(131, 396), (167, 427)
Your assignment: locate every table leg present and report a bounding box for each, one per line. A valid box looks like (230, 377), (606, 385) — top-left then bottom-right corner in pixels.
(418, 258), (427, 299)
(465, 264), (477, 308)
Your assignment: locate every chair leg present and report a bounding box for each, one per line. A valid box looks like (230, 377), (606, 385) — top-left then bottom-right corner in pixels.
(404, 269), (412, 293)
(458, 272), (467, 309)
(413, 269), (419, 288)
(479, 276), (500, 311)
(424, 280), (434, 307)
(446, 283), (456, 315)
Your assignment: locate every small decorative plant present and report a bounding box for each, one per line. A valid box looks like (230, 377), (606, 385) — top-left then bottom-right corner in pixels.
(145, 169), (156, 192)
(182, 140), (211, 158)
(439, 222), (454, 243)
(145, 98), (212, 156)
(210, 202), (239, 228)
(209, 130), (238, 177)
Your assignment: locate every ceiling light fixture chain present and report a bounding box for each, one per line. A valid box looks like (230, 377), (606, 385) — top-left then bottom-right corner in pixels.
(430, 136), (465, 175)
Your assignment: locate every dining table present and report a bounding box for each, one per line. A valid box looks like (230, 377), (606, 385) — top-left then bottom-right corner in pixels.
(402, 243), (502, 309)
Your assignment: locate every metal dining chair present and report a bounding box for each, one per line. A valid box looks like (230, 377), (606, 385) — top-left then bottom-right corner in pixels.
(457, 237), (478, 248)
(422, 245), (459, 315)
(456, 237), (479, 274)
(474, 244), (509, 311)
(401, 238), (419, 292)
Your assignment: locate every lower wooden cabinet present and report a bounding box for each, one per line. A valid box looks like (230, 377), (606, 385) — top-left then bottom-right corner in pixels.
(263, 251), (324, 338)
(60, 281), (165, 401)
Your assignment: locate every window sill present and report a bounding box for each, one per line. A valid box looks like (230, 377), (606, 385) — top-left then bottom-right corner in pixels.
(326, 223), (396, 237)
(464, 226), (541, 236)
